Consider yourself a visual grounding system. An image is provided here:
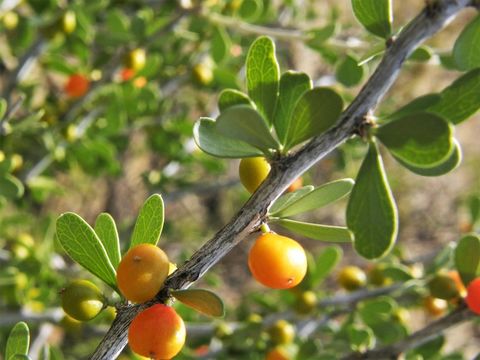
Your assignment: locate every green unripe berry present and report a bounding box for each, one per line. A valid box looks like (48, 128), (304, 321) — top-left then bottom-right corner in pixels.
(60, 280), (105, 321)
(239, 157), (271, 193)
(268, 320), (295, 345)
(428, 273), (460, 300)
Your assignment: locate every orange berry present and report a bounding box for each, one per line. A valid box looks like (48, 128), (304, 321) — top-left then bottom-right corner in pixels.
(239, 157), (271, 194)
(121, 68), (135, 81)
(133, 76), (147, 89)
(466, 277), (480, 315)
(65, 74), (90, 98)
(128, 304), (186, 359)
(248, 232), (307, 289)
(265, 346), (290, 360)
(286, 177), (303, 193)
(423, 296), (448, 317)
(116, 244), (170, 303)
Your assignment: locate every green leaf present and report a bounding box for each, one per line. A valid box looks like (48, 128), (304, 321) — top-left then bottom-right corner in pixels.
(94, 213), (121, 269)
(453, 14), (480, 71)
(0, 174), (24, 199)
(218, 89), (252, 112)
(56, 213), (117, 290)
(359, 297), (396, 325)
(273, 71), (312, 144)
(311, 246), (342, 286)
(6, 322), (29, 360)
(429, 68), (480, 124)
(246, 36), (279, 124)
(216, 105), (279, 152)
(384, 94), (441, 122)
(273, 178), (354, 217)
(278, 219), (353, 243)
(376, 112), (454, 168)
(454, 234), (480, 286)
(409, 46), (433, 62)
(193, 117), (264, 158)
(9, 355), (32, 360)
(347, 325), (375, 352)
(269, 186), (315, 216)
(394, 139), (461, 177)
(306, 25), (337, 49)
(130, 194), (164, 248)
(382, 264), (414, 281)
(171, 289), (225, 317)
(211, 26), (231, 64)
(351, 0), (392, 38)
(0, 98), (7, 119)
(284, 88), (343, 150)
(238, 0), (263, 21)
(336, 55), (364, 87)
(347, 142), (398, 259)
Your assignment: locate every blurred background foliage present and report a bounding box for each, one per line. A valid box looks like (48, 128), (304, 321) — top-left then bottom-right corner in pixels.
(0, 0), (479, 359)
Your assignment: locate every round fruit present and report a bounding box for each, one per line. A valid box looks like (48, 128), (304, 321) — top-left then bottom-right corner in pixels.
(239, 157), (271, 194)
(428, 272), (460, 300)
(60, 280), (105, 321)
(424, 296), (448, 317)
(287, 177), (303, 193)
(116, 244), (170, 303)
(65, 74), (90, 98)
(248, 232), (307, 289)
(192, 63), (214, 85)
(265, 346), (290, 360)
(338, 266), (367, 291)
(294, 290), (317, 315)
(61, 10), (76, 34)
(367, 264), (388, 287)
(466, 277), (480, 315)
(2, 11), (19, 30)
(268, 320), (295, 345)
(128, 304), (186, 359)
(125, 49), (146, 72)
(120, 68), (135, 81)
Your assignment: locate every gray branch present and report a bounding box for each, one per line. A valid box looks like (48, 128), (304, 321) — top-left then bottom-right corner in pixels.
(90, 1), (474, 359)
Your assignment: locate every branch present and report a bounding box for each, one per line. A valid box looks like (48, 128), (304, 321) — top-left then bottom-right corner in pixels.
(90, 1), (473, 359)
(341, 303), (475, 360)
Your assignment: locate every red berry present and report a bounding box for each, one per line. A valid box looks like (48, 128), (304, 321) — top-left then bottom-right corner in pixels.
(466, 277), (480, 315)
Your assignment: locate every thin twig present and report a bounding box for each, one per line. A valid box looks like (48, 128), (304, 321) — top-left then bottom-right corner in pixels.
(90, 1), (474, 359)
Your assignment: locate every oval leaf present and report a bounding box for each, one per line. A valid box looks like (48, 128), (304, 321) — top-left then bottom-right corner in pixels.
(376, 112), (454, 168)
(312, 246), (342, 286)
(172, 289), (225, 317)
(395, 139), (462, 177)
(211, 26), (231, 64)
(453, 14), (480, 71)
(130, 194), (164, 248)
(454, 234), (480, 286)
(193, 117), (264, 158)
(95, 213), (121, 269)
(278, 219), (353, 243)
(428, 68), (480, 125)
(347, 142), (398, 259)
(284, 88), (343, 150)
(0, 174), (24, 199)
(269, 186), (315, 216)
(336, 55), (364, 87)
(274, 71), (312, 144)
(274, 178), (354, 218)
(56, 213), (117, 290)
(216, 105), (279, 152)
(218, 89), (252, 112)
(246, 36), (279, 124)
(6, 322), (30, 360)
(384, 94), (441, 122)
(351, 0), (392, 38)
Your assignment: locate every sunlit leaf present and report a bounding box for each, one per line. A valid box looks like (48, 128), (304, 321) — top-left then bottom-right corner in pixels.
(246, 36), (279, 124)
(454, 234), (480, 286)
(218, 89), (252, 112)
(0, 174), (24, 199)
(453, 14), (480, 71)
(172, 289), (225, 317)
(130, 194), (164, 248)
(269, 186), (315, 216)
(351, 0), (392, 38)
(56, 213), (117, 290)
(336, 55), (364, 87)
(95, 213), (121, 269)
(6, 322), (29, 360)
